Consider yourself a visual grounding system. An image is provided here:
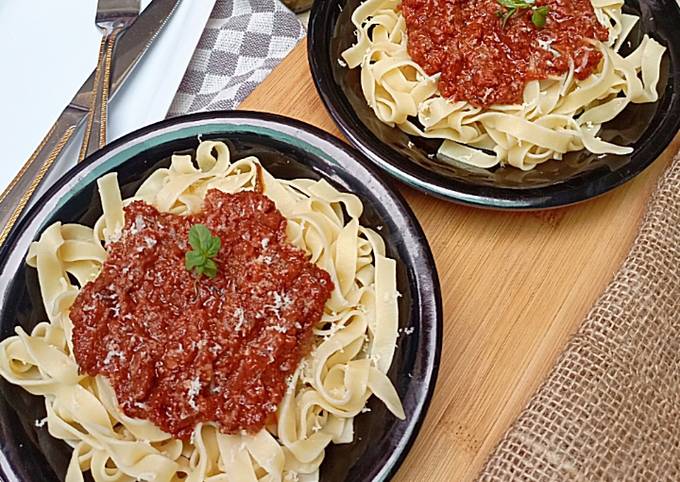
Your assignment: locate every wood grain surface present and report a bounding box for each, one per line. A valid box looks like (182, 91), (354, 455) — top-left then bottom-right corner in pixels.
(241, 40), (680, 482)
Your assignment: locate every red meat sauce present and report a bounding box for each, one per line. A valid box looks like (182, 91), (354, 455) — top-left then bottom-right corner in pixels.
(401, 0), (609, 108)
(70, 189), (334, 440)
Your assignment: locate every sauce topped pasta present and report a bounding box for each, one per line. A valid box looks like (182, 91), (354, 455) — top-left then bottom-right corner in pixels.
(0, 141), (405, 482)
(70, 189), (334, 440)
(401, 0), (609, 107)
(342, 0), (666, 170)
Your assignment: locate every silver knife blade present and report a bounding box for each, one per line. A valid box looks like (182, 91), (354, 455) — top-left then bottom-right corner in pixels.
(0, 0), (182, 246)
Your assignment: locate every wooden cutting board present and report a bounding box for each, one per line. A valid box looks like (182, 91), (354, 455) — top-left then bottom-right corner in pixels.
(241, 40), (680, 482)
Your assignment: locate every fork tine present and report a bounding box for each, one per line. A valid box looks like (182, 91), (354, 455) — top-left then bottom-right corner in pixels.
(96, 0), (141, 23)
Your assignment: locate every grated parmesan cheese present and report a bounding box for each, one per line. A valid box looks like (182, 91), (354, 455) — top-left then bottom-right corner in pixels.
(187, 377), (201, 411)
(108, 228), (122, 243)
(131, 215), (146, 235)
(234, 307), (247, 331)
(262, 255), (273, 265)
(265, 291), (293, 319)
(284, 471), (300, 482)
(285, 374), (296, 394)
(270, 324), (288, 334)
(537, 37), (561, 58)
(104, 349), (125, 365)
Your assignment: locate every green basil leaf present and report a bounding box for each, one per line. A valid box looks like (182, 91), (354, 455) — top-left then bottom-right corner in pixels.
(206, 236), (222, 258)
(186, 224), (221, 278)
(199, 224), (213, 250)
(532, 6), (549, 28)
(203, 258), (218, 278)
(185, 251), (205, 270)
(501, 7), (516, 28)
(188, 224), (206, 251)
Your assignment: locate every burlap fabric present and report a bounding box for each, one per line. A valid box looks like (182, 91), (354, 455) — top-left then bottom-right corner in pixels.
(478, 152), (680, 481)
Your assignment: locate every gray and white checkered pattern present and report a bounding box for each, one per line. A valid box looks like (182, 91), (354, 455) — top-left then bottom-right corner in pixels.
(168, 0), (305, 116)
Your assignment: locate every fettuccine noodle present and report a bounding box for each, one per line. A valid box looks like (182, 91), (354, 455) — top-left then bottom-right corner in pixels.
(0, 141), (405, 482)
(341, 0), (666, 170)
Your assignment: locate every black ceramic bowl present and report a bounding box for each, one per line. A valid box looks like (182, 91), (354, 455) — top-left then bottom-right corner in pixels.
(308, 0), (680, 209)
(0, 111), (442, 482)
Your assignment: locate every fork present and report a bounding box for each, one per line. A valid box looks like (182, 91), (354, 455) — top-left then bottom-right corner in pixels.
(79, 0), (140, 161)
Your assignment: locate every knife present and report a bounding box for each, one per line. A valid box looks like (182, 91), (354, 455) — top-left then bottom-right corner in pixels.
(0, 0), (182, 246)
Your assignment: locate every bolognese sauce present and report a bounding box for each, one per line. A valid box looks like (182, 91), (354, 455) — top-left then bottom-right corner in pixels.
(70, 190), (333, 440)
(401, 0), (610, 107)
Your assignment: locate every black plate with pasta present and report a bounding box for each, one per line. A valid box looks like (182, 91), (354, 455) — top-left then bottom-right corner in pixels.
(308, 0), (680, 208)
(0, 111), (442, 482)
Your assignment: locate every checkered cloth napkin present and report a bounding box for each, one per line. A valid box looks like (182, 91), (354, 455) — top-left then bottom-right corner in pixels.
(168, 0), (305, 116)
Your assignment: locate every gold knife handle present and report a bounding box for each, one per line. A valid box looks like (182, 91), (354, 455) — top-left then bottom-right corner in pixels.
(79, 27), (122, 162)
(0, 111), (80, 247)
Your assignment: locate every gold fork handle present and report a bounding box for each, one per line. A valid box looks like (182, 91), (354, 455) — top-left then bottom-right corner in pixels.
(79, 27), (122, 162)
